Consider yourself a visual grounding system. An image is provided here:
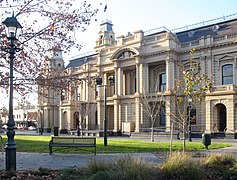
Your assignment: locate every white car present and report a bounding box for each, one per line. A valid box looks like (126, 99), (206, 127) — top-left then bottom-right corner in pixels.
(28, 126), (36, 130)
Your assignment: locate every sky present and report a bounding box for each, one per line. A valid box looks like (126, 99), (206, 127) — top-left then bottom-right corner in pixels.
(1, 0), (237, 107)
(64, 0), (237, 62)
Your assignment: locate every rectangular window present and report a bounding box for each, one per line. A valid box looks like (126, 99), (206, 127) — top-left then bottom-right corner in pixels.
(160, 106), (166, 126)
(222, 64), (233, 85)
(159, 73), (166, 92)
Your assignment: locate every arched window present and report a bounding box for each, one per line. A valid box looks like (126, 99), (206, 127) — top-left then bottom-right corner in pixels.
(222, 64), (233, 85)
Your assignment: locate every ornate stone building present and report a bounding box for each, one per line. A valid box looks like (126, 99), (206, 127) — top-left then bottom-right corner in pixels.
(38, 17), (237, 137)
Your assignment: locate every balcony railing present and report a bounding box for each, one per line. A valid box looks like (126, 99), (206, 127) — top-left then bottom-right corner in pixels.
(211, 84), (237, 93)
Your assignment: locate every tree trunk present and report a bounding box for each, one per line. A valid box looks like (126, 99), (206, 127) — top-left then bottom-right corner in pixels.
(170, 122), (173, 156)
(151, 121), (154, 142)
(183, 123), (186, 152)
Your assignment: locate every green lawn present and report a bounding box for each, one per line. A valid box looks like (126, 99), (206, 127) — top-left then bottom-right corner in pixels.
(0, 135), (231, 154)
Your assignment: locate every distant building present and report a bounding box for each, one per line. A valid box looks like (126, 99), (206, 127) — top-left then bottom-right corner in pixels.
(13, 104), (37, 128)
(38, 16), (237, 137)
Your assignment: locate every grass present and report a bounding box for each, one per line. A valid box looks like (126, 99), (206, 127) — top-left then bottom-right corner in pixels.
(0, 135), (231, 153)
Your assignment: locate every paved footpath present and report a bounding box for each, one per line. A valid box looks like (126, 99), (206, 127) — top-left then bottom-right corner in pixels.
(0, 152), (166, 170)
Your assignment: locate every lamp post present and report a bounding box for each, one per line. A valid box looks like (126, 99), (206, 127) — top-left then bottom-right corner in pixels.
(96, 75), (114, 146)
(2, 14), (22, 171)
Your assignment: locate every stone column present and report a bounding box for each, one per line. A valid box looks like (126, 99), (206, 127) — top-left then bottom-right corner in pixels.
(114, 67), (118, 95)
(135, 97), (141, 132)
(205, 99), (212, 133)
(113, 99), (119, 132)
(226, 99), (235, 132)
(118, 67), (123, 96)
(166, 59), (175, 90)
(135, 58), (140, 94)
(142, 63), (149, 93)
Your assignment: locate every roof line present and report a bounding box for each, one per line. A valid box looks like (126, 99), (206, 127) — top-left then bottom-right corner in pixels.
(145, 12), (237, 35)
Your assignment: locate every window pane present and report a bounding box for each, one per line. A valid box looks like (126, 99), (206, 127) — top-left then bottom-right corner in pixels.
(223, 77), (233, 84)
(161, 73), (166, 84)
(222, 65), (233, 85)
(159, 73), (166, 92)
(160, 107), (166, 126)
(223, 65), (233, 76)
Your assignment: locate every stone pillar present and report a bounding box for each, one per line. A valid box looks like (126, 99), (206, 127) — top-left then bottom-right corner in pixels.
(135, 58), (140, 94)
(135, 97), (141, 132)
(114, 67), (118, 95)
(226, 99), (235, 132)
(142, 63), (149, 93)
(166, 59), (175, 90)
(118, 67), (123, 96)
(59, 109), (63, 129)
(113, 99), (119, 132)
(205, 99), (212, 133)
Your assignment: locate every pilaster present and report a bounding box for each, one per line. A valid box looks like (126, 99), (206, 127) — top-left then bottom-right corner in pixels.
(226, 99), (235, 132)
(205, 99), (212, 133)
(166, 59), (174, 90)
(135, 58), (140, 94)
(135, 97), (141, 132)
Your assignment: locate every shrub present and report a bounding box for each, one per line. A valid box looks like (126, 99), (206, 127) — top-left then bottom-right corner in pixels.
(87, 154), (159, 180)
(111, 154), (158, 180)
(161, 151), (203, 180)
(203, 153), (236, 169)
(203, 153), (237, 179)
(87, 157), (111, 174)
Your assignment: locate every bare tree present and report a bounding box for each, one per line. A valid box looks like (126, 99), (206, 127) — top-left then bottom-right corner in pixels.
(140, 91), (165, 142)
(169, 50), (212, 151)
(0, 0), (105, 97)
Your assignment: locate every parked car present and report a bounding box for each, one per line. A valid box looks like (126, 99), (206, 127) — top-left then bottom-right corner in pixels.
(28, 126), (36, 131)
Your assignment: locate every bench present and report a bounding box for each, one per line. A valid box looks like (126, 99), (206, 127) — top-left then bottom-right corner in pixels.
(49, 136), (96, 155)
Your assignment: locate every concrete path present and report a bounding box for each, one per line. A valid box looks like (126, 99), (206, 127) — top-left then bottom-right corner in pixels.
(0, 152), (166, 170)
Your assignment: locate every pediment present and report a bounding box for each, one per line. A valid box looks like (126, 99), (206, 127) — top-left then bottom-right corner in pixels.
(111, 47), (139, 60)
(218, 54), (235, 61)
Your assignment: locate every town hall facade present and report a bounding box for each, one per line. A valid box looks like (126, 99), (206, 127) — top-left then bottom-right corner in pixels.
(38, 16), (237, 137)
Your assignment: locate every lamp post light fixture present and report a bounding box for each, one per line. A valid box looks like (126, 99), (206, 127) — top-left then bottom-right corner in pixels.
(2, 14), (22, 171)
(96, 75), (115, 146)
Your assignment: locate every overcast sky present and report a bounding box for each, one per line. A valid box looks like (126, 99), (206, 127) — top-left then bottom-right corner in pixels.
(66, 0), (237, 61)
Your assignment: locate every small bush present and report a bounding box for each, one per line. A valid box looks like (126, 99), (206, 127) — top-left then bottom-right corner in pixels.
(203, 153), (237, 179)
(87, 154), (159, 180)
(161, 151), (203, 180)
(87, 157), (111, 174)
(204, 153), (236, 169)
(112, 154), (158, 180)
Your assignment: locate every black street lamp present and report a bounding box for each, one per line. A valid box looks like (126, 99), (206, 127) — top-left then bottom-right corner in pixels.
(2, 14), (22, 171)
(96, 75), (114, 146)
